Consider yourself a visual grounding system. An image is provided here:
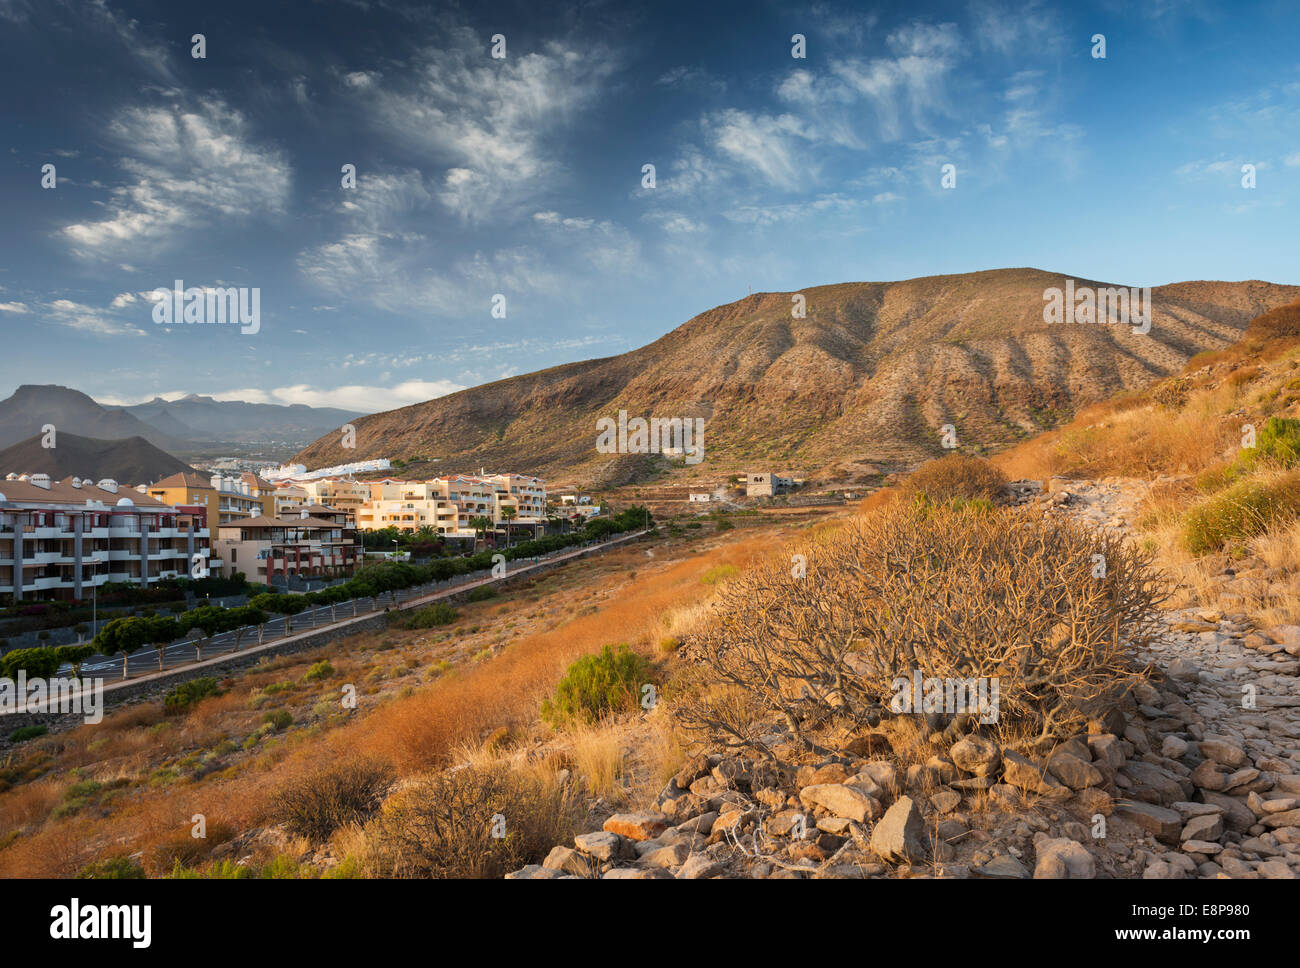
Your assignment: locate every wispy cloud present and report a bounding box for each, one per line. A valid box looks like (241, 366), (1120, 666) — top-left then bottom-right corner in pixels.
(61, 97), (290, 260)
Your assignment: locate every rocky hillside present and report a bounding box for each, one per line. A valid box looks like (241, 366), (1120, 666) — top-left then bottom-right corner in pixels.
(513, 478), (1300, 880)
(294, 269), (1299, 485)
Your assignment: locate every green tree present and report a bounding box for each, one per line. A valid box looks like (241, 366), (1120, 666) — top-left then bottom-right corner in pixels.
(468, 515), (493, 552)
(0, 646), (61, 680)
(180, 605), (235, 662)
(55, 643), (96, 681)
(93, 617), (148, 680)
(143, 615), (181, 672)
(500, 507), (517, 549)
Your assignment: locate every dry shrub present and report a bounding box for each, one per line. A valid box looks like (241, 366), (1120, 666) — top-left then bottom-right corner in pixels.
(675, 502), (1164, 757)
(273, 758), (395, 843)
(363, 763), (581, 878)
(143, 821), (236, 876)
(901, 454), (1007, 504)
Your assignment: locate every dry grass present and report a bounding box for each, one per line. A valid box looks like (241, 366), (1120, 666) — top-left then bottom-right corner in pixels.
(0, 524), (785, 877)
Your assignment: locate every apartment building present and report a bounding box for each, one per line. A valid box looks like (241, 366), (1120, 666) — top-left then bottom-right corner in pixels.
(0, 474), (211, 602)
(301, 478), (369, 524)
(149, 471), (275, 529)
(271, 483), (309, 516)
(212, 507), (360, 586)
(490, 473), (546, 521)
(352, 474), (547, 536)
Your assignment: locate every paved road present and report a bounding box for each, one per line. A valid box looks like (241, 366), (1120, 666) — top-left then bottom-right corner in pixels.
(66, 532), (647, 680)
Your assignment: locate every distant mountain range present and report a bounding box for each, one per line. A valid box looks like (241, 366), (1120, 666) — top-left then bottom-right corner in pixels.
(0, 385), (186, 452)
(118, 394), (361, 445)
(0, 385), (362, 454)
(0, 431), (191, 485)
(292, 268), (1300, 486)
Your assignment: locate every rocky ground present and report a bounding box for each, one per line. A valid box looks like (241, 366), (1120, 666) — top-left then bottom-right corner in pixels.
(510, 477), (1300, 879)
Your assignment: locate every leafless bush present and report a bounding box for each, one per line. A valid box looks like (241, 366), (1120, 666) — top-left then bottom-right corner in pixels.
(901, 453), (1007, 504)
(675, 503), (1163, 757)
(274, 758), (395, 843)
(363, 764), (583, 878)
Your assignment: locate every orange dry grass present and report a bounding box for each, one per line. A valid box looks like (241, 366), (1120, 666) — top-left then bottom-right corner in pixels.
(0, 533), (777, 877)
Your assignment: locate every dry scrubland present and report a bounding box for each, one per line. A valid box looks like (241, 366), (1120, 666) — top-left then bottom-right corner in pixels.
(0, 511), (823, 877)
(5, 302), (1300, 880)
(995, 297), (1300, 622)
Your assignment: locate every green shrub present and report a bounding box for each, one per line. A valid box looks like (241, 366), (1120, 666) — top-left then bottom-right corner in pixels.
(541, 644), (651, 727)
(0, 646), (60, 680)
(403, 602), (458, 628)
(1183, 472), (1300, 554)
(274, 758), (394, 842)
(77, 856), (146, 879)
(700, 564), (738, 585)
(164, 677), (220, 714)
(262, 709), (293, 731)
(302, 660), (335, 682)
(466, 585), (498, 603)
(8, 724), (47, 743)
(1232, 417), (1300, 476)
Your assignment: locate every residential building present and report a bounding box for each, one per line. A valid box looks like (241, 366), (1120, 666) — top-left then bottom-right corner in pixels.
(744, 472), (798, 498)
(352, 474), (547, 537)
(300, 478), (369, 524)
(271, 483), (309, 516)
(149, 471), (275, 529)
(212, 506), (360, 586)
(0, 474), (211, 602)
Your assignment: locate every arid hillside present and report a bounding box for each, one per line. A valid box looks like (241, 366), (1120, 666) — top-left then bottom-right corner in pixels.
(294, 269), (1299, 485)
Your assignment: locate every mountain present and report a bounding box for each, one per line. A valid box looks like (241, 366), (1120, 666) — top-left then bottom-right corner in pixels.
(115, 394), (362, 445)
(292, 268), (1300, 485)
(0, 385), (186, 451)
(0, 432), (191, 485)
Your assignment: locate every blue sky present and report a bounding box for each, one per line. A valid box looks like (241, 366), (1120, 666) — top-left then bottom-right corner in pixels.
(1, 0), (1297, 413)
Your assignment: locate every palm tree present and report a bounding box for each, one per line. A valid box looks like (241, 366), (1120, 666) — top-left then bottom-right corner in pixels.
(500, 507), (517, 549)
(469, 515), (492, 552)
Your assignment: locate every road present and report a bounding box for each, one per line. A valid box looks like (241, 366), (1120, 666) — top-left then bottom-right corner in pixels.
(66, 531), (648, 681)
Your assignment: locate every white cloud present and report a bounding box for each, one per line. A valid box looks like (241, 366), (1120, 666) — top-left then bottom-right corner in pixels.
(705, 109), (817, 189)
(0, 301), (30, 313)
(61, 97), (290, 259)
(102, 381), (466, 413)
(354, 30), (618, 222)
(46, 298), (146, 337)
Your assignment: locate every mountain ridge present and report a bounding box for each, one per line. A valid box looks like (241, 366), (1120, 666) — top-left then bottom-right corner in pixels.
(291, 268), (1300, 485)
